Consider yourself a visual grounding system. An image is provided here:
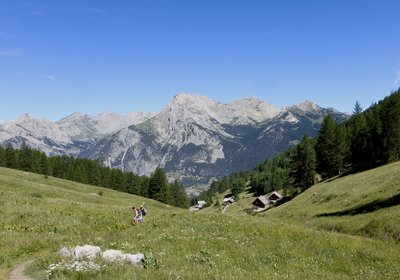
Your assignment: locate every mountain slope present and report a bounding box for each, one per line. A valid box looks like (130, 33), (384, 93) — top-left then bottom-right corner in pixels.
(211, 161), (400, 242)
(90, 94), (348, 186)
(0, 94), (348, 187)
(262, 161), (400, 240)
(0, 111), (155, 156)
(0, 114), (73, 155)
(1, 167), (399, 279)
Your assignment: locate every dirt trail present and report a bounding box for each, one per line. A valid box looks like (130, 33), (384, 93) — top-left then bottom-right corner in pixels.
(10, 260), (34, 280)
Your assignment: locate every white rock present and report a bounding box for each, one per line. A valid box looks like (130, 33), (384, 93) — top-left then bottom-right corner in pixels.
(124, 253), (145, 265)
(57, 247), (71, 258)
(102, 249), (125, 262)
(72, 245), (101, 259)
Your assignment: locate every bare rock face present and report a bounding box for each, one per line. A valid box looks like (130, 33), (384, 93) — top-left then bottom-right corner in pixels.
(0, 94), (348, 188)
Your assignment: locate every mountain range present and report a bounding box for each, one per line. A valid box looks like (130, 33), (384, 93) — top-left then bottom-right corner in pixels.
(0, 93), (348, 189)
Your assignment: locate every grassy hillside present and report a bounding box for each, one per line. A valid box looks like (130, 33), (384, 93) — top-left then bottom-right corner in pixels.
(1, 167), (400, 279)
(261, 161), (400, 241)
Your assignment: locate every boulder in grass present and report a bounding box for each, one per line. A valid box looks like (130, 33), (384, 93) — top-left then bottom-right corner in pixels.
(72, 245), (101, 259)
(124, 253), (145, 265)
(102, 250), (125, 262)
(57, 247), (71, 258)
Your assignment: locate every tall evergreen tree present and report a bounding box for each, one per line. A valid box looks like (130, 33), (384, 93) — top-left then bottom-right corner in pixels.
(0, 147), (5, 167)
(39, 152), (50, 178)
(125, 172), (140, 195)
(5, 144), (18, 169)
(18, 144), (34, 172)
(231, 178), (246, 200)
(170, 180), (190, 208)
(353, 101), (363, 115)
(380, 92), (400, 161)
(334, 125), (349, 173)
(349, 113), (370, 165)
(290, 135), (316, 191)
(315, 116), (345, 177)
(149, 168), (172, 203)
(139, 176), (150, 198)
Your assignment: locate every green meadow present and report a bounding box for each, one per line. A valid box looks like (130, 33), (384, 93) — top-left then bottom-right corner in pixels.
(262, 161), (400, 241)
(1, 165), (400, 279)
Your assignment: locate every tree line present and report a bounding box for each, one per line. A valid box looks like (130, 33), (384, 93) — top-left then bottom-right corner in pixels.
(198, 89), (400, 203)
(0, 145), (189, 208)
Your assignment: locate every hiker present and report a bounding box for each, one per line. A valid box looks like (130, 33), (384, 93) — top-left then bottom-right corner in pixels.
(140, 204), (147, 222)
(132, 206), (143, 224)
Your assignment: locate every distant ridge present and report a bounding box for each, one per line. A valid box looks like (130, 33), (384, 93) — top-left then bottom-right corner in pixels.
(0, 93), (348, 188)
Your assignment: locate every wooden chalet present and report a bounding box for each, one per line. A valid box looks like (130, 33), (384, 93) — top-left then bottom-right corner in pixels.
(223, 197), (235, 205)
(252, 195), (271, 209)
(252, 191), (283, 212)
(268, 191), (283, 202)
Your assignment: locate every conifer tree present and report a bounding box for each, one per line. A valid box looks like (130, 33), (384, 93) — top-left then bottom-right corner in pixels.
(231, 178), (246, 200)
(170, 180), (190, 208)
(315, 116), (344, 177)
(39, 152), (50, 178)
(380, 92), (400, 161)
(349, 113), (370, 165)
(353, 101), (363, 115)
(334, 125), (349, 173)
(18, 144), (34, 172)
(5, 144), (18, 169)
(290, 135), (316, 191)
(0, 147), (5, 167)
(149, 168), (172, 203)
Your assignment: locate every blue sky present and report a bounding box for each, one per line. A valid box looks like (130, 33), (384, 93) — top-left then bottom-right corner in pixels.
(1, 0), (400, 122)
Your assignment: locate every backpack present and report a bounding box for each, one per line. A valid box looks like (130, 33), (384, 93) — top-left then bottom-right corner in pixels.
(140, 206), (147, 216)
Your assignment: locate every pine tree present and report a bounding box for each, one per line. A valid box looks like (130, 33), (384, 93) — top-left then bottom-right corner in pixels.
(334, 125), (349, 174)
(349, 113), (370, 165)
(125, 172), (140, 195)
(0, 147), (5, 167)
(139, 176), (150, 197)
(380, 92), (400, 161)
(170, 180), (190, 208)
(149, 168), (172, 203)
(5, 144), (18, 169)
(353, 101), (363, 115)
(18, 144), (36, 172)
(231, 178), (246, 200)
(315, 116), (344, 177)
(39, 152), (50, 178)
(290, 134), (316, 191)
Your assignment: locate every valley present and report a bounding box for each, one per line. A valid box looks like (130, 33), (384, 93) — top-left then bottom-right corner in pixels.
(1, 165), (399, 279)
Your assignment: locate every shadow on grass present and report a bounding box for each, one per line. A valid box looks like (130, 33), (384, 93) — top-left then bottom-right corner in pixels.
(316, 193), (400, 217)
(273, 194), (296, 207)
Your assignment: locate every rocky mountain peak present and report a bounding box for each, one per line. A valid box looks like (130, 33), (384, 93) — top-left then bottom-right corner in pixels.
(0, 94), (349, 187)
(15, 113), (34, 123)
(57, 112), (90, 124)
(290, 100), (320, 112)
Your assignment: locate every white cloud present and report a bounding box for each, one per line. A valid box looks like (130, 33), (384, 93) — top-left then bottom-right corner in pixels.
(0, 49), (23, 56)
(46, 75), (56, 81)
(394, 69), (400, 88)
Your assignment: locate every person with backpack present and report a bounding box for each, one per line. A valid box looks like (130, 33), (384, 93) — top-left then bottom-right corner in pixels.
(140, 204), (147, 222)
(132, 206), (143, 224)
